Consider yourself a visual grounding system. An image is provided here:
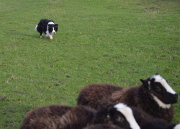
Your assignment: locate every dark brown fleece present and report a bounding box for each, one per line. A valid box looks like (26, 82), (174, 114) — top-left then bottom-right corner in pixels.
(84, 124), (121, 129)
(20, 105), (96, 129)
(20, 103), (138, 129)
(77, 83), (122, 109)
(77, 84), (174, 122)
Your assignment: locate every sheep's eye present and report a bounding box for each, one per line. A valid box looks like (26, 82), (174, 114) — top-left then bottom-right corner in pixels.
(155, 86), (161, 92)
(117, 117), (124, 122)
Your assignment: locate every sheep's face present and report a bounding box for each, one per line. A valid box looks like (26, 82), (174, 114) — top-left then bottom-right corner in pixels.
(95, 103), (140, 129)
(141, 74), (178, 108)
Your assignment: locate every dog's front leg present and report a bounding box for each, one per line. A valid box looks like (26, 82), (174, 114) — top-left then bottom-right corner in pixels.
(49, 35), (53, 40)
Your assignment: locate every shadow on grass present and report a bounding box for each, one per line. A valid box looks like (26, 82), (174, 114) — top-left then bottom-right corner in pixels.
(17, 32), (54, 41)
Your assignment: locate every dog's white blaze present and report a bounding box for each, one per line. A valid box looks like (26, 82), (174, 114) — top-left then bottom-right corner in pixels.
(174, 124), (180, 129)
(52, 27), (56, 34)
(48, 22), (55, 25)
(115, 103), (140, 129)
(47, 22), (56, 34)
(151, 94), (171, 109)
(152, 75), (176, 94)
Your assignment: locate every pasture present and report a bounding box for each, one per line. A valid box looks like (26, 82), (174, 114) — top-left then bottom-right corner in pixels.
(0, 0), (180, 128)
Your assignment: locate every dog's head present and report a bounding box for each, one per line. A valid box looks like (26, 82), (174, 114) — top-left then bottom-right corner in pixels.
(48, 24), (58, 35)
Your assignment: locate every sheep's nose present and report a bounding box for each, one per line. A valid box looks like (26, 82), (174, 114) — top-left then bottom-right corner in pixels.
(174, 93), (178, 101)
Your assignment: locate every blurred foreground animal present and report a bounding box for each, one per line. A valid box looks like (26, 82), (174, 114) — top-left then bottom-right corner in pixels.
(20, 103), (140, 129)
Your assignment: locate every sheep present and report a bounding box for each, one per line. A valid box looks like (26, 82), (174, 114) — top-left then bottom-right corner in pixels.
(84, 124), (121, 129)
(20, 103), (140, 129)
(109, 103), (179, 129)
(140, 121), (180, 129)
(78, 84), (123, 109)
(77, 74), (178, 122)
(130, 106), (179, 129)
(85, 104), (180, 129)
(20, 105), (95, 129)
(84, 121), (180, 129)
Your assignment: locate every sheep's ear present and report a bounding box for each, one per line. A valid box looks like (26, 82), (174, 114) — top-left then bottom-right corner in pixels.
(140, 79), (151, 90)
(140, 79), (146, 85)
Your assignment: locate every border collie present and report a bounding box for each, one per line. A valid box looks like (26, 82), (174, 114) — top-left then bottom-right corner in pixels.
(35, 19), (58, 40)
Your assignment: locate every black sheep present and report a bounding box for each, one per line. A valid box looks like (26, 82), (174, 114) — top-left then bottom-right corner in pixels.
(77, 74), (178, 122)
(20, 103), (140, 129)
(131, 106), (179, 129)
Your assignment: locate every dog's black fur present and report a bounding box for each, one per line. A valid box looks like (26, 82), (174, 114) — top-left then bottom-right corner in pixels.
(35, 19), (58, 39)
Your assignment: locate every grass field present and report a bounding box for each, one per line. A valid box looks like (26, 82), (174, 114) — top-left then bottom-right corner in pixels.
(0, 0), (180, 128)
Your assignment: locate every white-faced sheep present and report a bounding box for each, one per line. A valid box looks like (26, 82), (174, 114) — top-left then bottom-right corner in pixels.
(77, 74), (178, 122)
(85, 104), (180, 129)
(20, 103), (140, 129)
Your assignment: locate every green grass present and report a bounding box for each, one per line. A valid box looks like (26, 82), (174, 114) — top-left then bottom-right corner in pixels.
(0, 0), (180, 128)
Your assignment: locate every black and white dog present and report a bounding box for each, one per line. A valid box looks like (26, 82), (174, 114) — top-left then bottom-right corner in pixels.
(35, 19), (58, 40)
